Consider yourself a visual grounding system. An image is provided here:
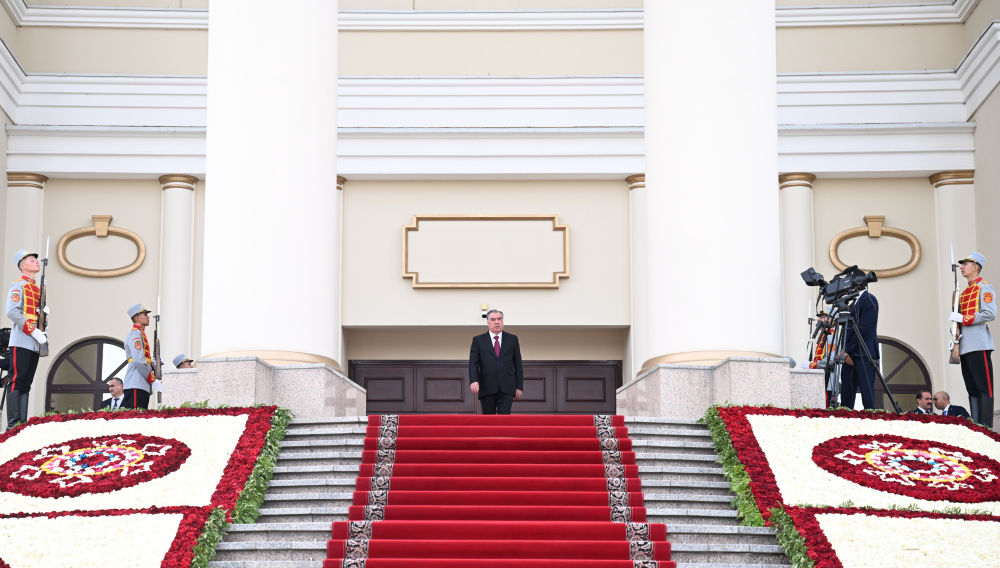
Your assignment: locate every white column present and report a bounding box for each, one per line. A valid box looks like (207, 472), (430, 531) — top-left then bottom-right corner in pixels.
(931, 170), (976, 404)
(203, 0), (341, 368)
(779, 173), (817, 361)
(4, 173), (47, 286)
(158, 174), (197, 367)
(638, 1), (782, 369)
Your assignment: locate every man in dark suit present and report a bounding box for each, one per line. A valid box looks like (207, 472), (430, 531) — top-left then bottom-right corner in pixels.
(840, 282), (879, 410)
(469, 309), (523, 414)
(933, 390), (971, 418)
(907, 389), (935, 415)
(98, 377), (125, 410)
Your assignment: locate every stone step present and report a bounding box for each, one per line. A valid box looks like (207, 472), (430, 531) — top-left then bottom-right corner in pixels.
(288, 417), (369, 426)
(210, 562), (324, 568)
(639, 478), (732, 496)
(647, 507), (742, 526)
(212, 540), (326, 562)
(642, 493), (734, 510)
(267, 478), (357, 494)
(669, 542), (789, 565)
(626, 427), (713, 442)
(276, 451), (364, 467)
(258, 492), (353, 509)
(631, 439), (716, 453)
(682, 564), (791, 568)
(256, 506), (348, 524)
(625, 417), (707, 431)
(635, 452), (719, 464)
(224, 523), (331, 543)
(280, 439), (365, 451)
(636, 464), (726, 482)
(271, 464), (362, 481)
(666, 524), (780, 546)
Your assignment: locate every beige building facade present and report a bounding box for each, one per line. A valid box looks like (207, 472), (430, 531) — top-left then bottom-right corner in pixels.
(1, 0), (998, 424)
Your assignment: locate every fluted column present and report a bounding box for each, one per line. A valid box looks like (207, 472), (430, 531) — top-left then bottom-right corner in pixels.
(638, 1), (782, 369)
(203, 0), (341, 368)
(4, 173), (48, 286)
(626, 174), (647, 382)
(158, 174), (197, 368)
(779, 173), (817, 360)
(930, 170), (976, 404)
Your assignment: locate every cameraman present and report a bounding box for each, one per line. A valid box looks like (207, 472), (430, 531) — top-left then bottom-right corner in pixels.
(840, 272), (879, 410)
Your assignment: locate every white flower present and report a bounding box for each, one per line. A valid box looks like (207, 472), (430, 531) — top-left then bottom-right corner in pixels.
(816, 512), (1000, 567)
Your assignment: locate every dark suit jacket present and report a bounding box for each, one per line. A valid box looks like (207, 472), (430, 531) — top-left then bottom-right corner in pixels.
(469, 331), (524, 397)
(99, 397), (124, 410)
(944, 404), (971, 418)
(907, 408), (934, 415)
(844, 290), (879, 358)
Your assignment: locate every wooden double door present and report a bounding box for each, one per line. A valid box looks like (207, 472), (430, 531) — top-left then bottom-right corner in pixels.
(349, 360), (622, 415)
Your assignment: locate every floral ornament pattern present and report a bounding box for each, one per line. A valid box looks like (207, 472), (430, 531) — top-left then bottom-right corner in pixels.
(713, 406), (1000, 567)
(0, 406), (277, 568)
(0, 433), (191, 499)
(812, 434), (1000, 502)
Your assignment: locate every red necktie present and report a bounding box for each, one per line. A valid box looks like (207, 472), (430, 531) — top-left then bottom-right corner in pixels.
(493, 336), (500, 357)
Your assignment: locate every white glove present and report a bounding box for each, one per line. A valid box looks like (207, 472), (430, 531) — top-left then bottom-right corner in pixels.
(42, 306), (50, 315)
(152, 379), (163, 393)
(30, 329), (47, 345)
(948, 312), (964, 323)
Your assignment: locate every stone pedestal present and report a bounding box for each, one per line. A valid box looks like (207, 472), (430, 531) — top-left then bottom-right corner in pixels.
(616, 357), (825, 419)
(162, 357), (366, 417)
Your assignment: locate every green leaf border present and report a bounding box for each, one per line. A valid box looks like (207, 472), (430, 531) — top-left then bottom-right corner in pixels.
(190, 405), (293, 568)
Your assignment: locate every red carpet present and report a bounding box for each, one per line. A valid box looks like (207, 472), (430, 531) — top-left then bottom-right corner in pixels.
(325, 414), (674, 568)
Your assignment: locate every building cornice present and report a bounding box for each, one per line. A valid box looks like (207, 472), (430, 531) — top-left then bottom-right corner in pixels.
(777, 0), (978, 27)
(0, 0), (981, 30)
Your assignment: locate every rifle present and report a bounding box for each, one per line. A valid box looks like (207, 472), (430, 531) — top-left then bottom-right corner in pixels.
(153, 314), (162, 382)
(37, 237), (50, 357)
(948, 244), (961, 364)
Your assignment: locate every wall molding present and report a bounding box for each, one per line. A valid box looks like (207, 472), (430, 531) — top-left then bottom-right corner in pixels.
(0, 0), (982, 30)
(0, 4), (996, 179)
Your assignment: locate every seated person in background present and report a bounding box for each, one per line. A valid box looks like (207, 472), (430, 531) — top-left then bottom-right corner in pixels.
(933, 390), (971, 418)
(907, 389), (935, 415)
(99, 377), (125, 410)
(173, 354), (194, 369)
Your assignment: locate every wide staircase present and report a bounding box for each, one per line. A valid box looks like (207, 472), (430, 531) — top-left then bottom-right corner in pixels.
(209, 415), (790, 568)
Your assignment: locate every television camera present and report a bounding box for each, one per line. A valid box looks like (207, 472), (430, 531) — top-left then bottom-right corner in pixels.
(800, 265), (900, 413)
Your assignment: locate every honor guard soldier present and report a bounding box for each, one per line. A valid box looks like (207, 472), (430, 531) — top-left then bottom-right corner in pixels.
(123, 303), (156, 409)
(948, 252), (997, 428)
(5, 249), (48, 428)
(173, 354), (194, 369)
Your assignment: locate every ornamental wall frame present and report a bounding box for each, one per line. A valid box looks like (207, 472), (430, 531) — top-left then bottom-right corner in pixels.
(829, 215), (921, 278)
(402, 214), (570, 289)
(57, 214), (146, 278)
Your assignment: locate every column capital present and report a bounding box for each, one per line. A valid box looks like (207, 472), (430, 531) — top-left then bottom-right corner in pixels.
(625, 174), (645, 190)
(778, 172), (816, 189)
(159, 174), (199, 190)
(7, 172), (48, 189)
(337, 175), (346, 191)
(929, 170), (974, 188)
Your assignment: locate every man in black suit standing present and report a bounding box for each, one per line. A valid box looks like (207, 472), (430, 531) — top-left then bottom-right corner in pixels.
(840, 280), (879, 410)
(469, 309), (523, 414)
(907, 389), (935, 415)
(933, 390), (971, 418)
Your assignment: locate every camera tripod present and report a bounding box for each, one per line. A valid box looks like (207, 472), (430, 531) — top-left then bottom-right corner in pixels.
(813, 292), (902, 414)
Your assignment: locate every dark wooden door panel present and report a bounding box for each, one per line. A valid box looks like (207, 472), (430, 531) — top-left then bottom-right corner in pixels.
(354, 366), (414, 413)
(516, 366), (556, 414)
(556, 365), (616, 413)
(417, 366), (476, 413)
(350, 360), (621, 415)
